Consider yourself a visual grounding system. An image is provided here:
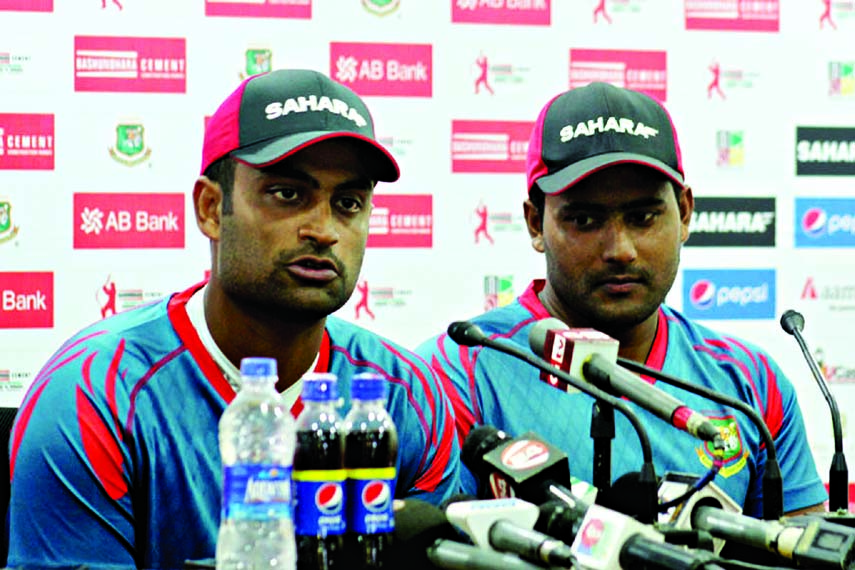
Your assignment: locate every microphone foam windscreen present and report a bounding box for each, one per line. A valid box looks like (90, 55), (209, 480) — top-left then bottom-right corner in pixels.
(461, 425), (507, 472)
(390, 499), (461, 570)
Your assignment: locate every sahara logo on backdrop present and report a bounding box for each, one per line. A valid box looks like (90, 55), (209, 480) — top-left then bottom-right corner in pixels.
(795, 198), (855, 247)
(331, 42), (431, 97)
(716, 130), (744, 167)
(829, 62), (855, 97)
(0, 113), (54, 170)
(0, 272), (53, 329)
(484, 275), (514, 311)
(795, 127), (855, 176)
(0, 197), (20, 245)
(74, 193), (184, 249)
(74, 36), (186, 93)
(108, 121), (152, 166)
(683, 269), (775, 320)
(0, 0), (52, 11)
(451, 0), (550, 26)
(569, 49), (667, 102)
(368, 194), (432, 248)
(684, 0), (779, 32)
(205, 0), (311, 18)
(451, 120), (532, 173)
(687, 198), (775, 247)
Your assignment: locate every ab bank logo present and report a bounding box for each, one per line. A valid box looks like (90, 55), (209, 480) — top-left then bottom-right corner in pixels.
(205, 0), (310, 18)
(331, 42), (431, 97)
(452, 0), (550, 26)
(829, 62), (855, 97)
(683, 269), (775, 320)
(796, 198), (855, 247)
(74, 193), (184, 249)
(108, 122), (152, 166)
(0, 271), (53, 329)
(716, 131), (744, 167)
(0, 198), (20, 245)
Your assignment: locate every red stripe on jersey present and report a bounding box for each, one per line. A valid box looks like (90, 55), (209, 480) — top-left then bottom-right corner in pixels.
(759, 353), (784, 439)
(105, 340), (125, 439)
(76, 385), (127, 500)
(433, 337), (476, 444)
(645, 309), (669, 373)
(167, 282), (234, 403)
(457, 343), (483, 426)
(696, 342), (766, 417)
(82, 352), (97, 394)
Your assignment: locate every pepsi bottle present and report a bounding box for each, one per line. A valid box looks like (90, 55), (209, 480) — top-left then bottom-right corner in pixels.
(343, 373), (398, 570)
(293, 373), (347, 570)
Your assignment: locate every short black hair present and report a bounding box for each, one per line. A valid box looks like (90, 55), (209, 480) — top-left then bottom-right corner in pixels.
(203, 155), (236, 214)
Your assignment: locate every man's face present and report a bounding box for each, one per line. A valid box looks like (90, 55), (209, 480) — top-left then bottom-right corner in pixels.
(526, 163), (692, 335)
(216, 138), (375, 322)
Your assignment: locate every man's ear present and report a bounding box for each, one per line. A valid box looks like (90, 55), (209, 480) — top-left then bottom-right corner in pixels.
(678, 184), (694, 244)
(194, 176), (223, 241)
(523, 199), (545, 253)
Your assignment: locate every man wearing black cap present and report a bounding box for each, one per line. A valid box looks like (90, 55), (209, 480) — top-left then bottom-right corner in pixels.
(9, 69), (460, 569)
(417, 82), (826, 518)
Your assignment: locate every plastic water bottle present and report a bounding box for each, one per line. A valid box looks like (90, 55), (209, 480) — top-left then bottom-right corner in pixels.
(217, 357), (297, 570)
(343, 373), (399, 570)
(293, 373), (347, 570)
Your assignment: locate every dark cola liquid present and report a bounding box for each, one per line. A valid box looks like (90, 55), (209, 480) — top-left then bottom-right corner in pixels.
(345, 429), (398, 570)
(294, 428), (346, 570)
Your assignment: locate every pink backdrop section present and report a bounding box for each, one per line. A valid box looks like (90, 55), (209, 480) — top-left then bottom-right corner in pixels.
(1, 0), (853, 497)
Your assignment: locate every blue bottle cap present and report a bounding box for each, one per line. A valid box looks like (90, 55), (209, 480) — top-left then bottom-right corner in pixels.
(351, 373), (387, 401)
(239, 357), (277, 378)
(302, 373), (339, 401)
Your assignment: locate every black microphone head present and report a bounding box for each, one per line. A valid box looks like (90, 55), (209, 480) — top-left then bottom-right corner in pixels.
(461, 425), (510, 473)
(447, 320), (489, 347)
(390, 499), (460, 570)
(780, 309), (805, 335)
(597, 471), (660, 520)
(527, 317), (569, 357)
(535, 499), (588, 544)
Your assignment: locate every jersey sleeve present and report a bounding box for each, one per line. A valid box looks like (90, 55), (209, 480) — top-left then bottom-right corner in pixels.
(8, 336), (137, 568)
(754, 353), (828, 516)
(378, 339), (462, 505)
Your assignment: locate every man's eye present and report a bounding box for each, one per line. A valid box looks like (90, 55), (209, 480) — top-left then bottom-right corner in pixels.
(271, 188), (299, 201)
(337, 196), (363, 213)
(568, 214), (597, 227)
(628, 211), (658, 225)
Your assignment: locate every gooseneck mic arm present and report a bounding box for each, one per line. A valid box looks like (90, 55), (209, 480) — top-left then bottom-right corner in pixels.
(780, 309), (849, 513)
(447, 320), (659, 524)
(615, 356), (784, 521)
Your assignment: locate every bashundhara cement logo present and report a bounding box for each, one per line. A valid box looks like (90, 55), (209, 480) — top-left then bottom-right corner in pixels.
(108, 122), (151, 167)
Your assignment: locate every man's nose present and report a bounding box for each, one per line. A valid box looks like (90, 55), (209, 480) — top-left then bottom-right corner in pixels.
(601, 220), (637, 264)
(298, 202), (340, 247)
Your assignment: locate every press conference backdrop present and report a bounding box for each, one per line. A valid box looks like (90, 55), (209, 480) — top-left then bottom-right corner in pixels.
(1, 0), (853, 506)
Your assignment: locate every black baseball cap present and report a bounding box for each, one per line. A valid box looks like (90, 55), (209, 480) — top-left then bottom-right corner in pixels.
(526, 82), (684, 196)
(201, 69), (399, 181)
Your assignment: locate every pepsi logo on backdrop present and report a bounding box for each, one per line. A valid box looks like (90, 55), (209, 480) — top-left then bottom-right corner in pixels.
(795, 198), (855, 247)
(682, 269), (776, 320)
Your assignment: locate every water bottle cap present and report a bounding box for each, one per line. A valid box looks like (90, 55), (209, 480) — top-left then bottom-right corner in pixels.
(302, 373), (338, 401)
(239, 357), (277, 378)
(351, 373), (387, 401)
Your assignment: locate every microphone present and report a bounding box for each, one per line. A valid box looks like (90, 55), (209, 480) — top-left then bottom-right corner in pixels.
(693, 505), (855, 568)
(461, 425), (573, 506)
(448, 320), (659, 523)
(444, 497), (576, 568)
(781, 308), (849, 514)
(615, 358), (785, 521)
(389, 498), (463, 570)
(528, 321), (723, 447)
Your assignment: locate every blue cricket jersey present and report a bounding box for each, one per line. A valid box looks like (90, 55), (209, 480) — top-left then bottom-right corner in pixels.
(416, 279), (827, 518)
(9, 282), (459, 569)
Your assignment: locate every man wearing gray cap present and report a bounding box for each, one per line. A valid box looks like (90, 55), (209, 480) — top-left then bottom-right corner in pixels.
(9, 69), (459, 569)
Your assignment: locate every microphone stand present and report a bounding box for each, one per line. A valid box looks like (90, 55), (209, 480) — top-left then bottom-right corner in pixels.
(616, 357), (784, 521)
(591, 400), (615, 495)
(781, 310), (849, 513)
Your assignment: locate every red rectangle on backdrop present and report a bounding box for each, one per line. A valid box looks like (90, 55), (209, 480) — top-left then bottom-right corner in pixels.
(330, 42), (432, 97)
(0, 0), (52, 10)
(73, 193), (185, 249)
(685, 0), (779, 31)
(368, 195), (432, 248)
(451, 0), (550, 25)
(0, 113), (54, 170)
(0, 272), (53, 329)
(205, 0), (311, 18)
(570, 49), (668, 102)
(451, 120), (533, 173)
(74, 36), (187, 93)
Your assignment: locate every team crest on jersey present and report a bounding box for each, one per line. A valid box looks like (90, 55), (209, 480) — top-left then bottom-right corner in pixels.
(695, 415), (747, 478)
(109, 123), (152, 166)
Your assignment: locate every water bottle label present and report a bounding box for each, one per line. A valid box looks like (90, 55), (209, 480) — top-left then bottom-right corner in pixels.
(223, 464), (293, 521)
(293, 469), (347, 536)
(347, 467), (396, 534)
